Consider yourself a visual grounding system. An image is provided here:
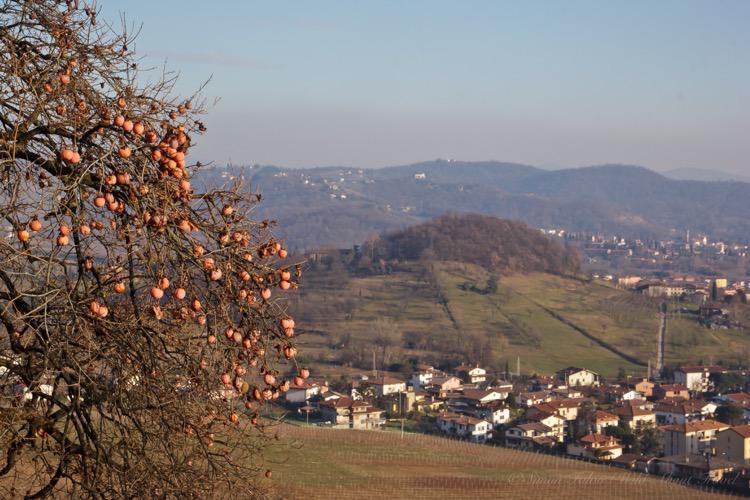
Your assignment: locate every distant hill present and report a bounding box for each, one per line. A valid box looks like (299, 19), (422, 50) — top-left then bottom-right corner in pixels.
(368, 213), (580, 276)
(196, 160), (750, 249)
(662, 167), (750, 183)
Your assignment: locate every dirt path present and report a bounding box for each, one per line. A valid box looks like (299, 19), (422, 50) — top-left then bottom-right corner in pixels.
(657, 302), (667, 373)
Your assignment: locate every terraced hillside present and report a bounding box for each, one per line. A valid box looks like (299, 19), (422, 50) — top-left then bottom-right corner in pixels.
(289, 261), (746, 378)
(264, 425), (732, 499)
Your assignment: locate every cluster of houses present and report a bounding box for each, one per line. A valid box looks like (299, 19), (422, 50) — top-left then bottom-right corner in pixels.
(574, 231), (750, 268)
(283, 362), (750, 487)
(617, 275), (749, 304)
(283, 364), (510, 439)
(613, 275), (748, 329)
(503, 364), (750, 485)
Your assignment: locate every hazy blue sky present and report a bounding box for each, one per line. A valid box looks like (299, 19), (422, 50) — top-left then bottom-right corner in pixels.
(102, 1), (749, 173)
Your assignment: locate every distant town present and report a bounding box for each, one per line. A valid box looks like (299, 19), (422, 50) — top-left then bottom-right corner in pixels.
(554, 229), (750, 280)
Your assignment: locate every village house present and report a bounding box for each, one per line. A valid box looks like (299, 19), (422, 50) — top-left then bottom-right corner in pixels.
(350, 401), (387, 430)
(604, 385), (645, 403)
(628, 378), (655, 398)
(613, 404), (656, 430)
(319, 397), (385, 430)
(529, 399), (581, 422)
(446, 399), (511, 427)
(654, 399), (717, 424)
(436, 412), (492, 442)
(662, 420), (730, 457)
(716, 425), (750, 465)
(460, 388), (507, 405)
(413, 393), (445, 413)
(285, 379), (329, 405)
(517, 391), (553, 408)
(674, 365), (722, 393)
(722, 393), (750, 422)
(309, 390), (344, 406)
(546, 399), (582, 421)
(654, 454), (734, 482)
(367, 376), (407, 397)
(566, 433), (624, 461)
(593, 410), (620, 434)
(618, 376), (656, 398)
(487, 381), (514, 396)
(526, 403), (558, 420)
(423, 375), (463, 395)
(505, 422), (558, 449)
(477, 401), (511, 426)
(319, 397), (355, 427)
(456, 365), (487, 384)
(379, 389), (416, 414)
(556, 367), (600, 387)
(652, 383), (690, 401)
(637, 282), (689, 298)
(530, 375), (557, 391)
(409, 366), (445, 389)
(550, 387), (584, 399)
(526, 410), (567, 440)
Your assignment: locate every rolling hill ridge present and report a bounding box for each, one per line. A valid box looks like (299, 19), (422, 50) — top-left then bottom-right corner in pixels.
(196, 160), (750, 250)
(286, 215), (748, 378)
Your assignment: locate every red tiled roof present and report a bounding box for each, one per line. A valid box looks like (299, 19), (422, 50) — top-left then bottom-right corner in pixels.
(320, 396), (354, 408)
(728, 425), (750, 438)
(461, 389), (497, 400)
(594, 410), (618, 422)
(662, 419), (729, 434)
(532, 403), (557, 414)
(527, 411), (561, 422)
(548, 398), (582, 409)
(438, 412), (487, 426)
(726, 393), (750, 405)
(516, 422), (552, 433)
(613, 405), (654, 418)
(654, 399), (713, 414)
(580, 433), (616, 445)
(531, 435), (556, 445)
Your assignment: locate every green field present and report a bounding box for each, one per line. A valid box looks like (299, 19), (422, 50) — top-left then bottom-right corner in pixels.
(289, 261), (748, 378)
(264, 425), (730, 499)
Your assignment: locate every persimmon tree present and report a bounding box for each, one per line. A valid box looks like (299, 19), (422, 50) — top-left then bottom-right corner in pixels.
(0, 1), (305, 497)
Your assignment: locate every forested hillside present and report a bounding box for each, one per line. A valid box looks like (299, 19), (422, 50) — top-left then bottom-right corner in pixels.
(368, 213), (580, 275)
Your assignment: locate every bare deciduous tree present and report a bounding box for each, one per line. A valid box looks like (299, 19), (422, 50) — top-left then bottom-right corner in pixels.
(0, 1), (305, 497)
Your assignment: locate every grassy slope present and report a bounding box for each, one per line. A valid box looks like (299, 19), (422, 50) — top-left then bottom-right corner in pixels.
(265, 426), (729, 499)
(503, 273), (748, 368)
(433, 263), (644, 375)
(291, 261), (747, 378)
